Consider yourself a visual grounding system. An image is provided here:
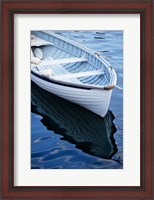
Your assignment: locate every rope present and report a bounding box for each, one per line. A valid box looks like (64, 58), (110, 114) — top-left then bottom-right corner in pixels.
(96, 52), (123, 91)
(115, 85), (123, 91)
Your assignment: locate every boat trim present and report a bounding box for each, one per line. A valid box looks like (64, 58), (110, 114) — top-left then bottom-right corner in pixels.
(31, 71), (115, 90)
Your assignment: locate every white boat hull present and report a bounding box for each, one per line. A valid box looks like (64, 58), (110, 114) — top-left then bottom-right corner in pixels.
(31, 73), (112, 117)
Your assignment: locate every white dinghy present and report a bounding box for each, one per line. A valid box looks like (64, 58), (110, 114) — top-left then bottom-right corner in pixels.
(31, 31), (117, 117)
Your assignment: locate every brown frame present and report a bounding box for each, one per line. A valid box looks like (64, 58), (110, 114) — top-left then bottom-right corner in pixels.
(1, 0), (153, 199)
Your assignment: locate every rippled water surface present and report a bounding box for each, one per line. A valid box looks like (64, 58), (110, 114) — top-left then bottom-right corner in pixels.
(31, 31), (123, 169)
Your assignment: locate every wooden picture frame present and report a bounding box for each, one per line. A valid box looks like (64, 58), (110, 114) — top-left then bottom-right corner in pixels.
(1, 0), (153, 199)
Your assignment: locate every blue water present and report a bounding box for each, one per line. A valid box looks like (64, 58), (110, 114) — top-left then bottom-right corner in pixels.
(31, 31), (123, 169)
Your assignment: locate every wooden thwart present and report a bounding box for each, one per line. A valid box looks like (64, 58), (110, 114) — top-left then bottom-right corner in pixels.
(42, 56), (87, 65)
(53, 69), (104, 80)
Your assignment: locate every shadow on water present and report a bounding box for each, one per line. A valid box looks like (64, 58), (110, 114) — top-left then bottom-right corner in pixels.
(31, 82), (118, 160)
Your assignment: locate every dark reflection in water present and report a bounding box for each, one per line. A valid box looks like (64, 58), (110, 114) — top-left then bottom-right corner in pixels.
(31, 82), (118, 163)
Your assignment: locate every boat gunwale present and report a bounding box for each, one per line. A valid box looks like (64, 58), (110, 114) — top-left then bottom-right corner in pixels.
(41, 30), (112, 68)
(31, 70), (116, 90)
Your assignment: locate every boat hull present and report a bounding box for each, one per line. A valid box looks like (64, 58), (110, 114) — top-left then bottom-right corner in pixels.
(31, 73), (112, 117)
(31, 81), (118, 160)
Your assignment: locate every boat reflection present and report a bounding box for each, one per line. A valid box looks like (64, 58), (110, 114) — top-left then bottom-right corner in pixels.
(31, 82), (118, 159)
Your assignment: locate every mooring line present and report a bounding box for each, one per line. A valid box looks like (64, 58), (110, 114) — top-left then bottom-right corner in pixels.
(115, 85), (123, 91)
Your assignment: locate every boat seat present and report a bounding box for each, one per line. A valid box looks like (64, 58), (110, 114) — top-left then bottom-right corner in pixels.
(42, 56), (87, 65)
(53, 69), (104, 80)
(32, 60), (81, 84)
(31, 35), (53, 47)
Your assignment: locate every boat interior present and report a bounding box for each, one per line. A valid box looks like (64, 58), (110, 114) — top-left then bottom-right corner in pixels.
(31, 32), (111, 86)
